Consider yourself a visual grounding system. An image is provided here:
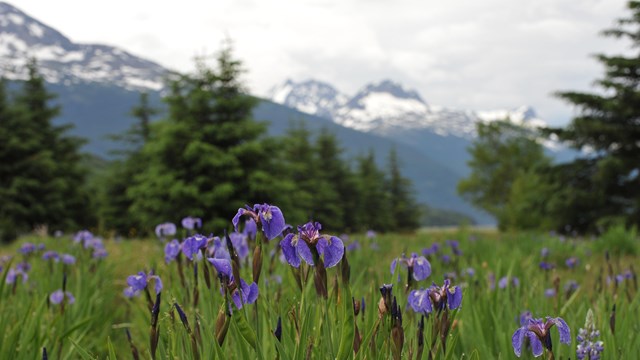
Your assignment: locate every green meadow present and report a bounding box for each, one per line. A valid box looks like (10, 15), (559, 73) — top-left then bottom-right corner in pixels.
(1, 225), (637, 359)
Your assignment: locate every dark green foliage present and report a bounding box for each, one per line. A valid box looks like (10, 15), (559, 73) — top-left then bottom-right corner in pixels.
(275, 121), (318, 225)
(548, 1), (640, 232)
(127, 46), (279, 231)
(0, 60), (89, 241)
(458, 120), (551, 230)
(97, 93), (161, 236)
(356, 150), (394, 231)
(386, 147), (421, 231)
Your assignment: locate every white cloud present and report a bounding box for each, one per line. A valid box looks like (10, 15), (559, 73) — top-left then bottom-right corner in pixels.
(14, 0), (632, 125)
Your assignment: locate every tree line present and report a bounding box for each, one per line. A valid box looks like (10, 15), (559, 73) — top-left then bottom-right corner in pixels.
(458, 1), (640, 234)
(0, 49), (421, 242)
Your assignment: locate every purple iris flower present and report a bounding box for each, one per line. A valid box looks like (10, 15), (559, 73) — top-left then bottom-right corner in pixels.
(407, 288), (432, 315)
(207, 258), (259, 309)
(181, 216), (202, 230)
(164, 239), (181, 263)
(446, 240), (462, 256)
(19, 243), (36, 255)
(42, 251), (59, 261)
(519, 311), (533, 326)
(231, 279), (259, 310)
(465, 268), (475, 277)
(83, 237), (103, 250)
(499, 276), (519, 289)
(207, 237), (230, 260)
(512, 317), (571, 357)
(564, 280), (579, 295)
(346, 240), (361, 252)
(539, 261), (555, 271)
(280, 222), (344, 268)
(124, 271), (162, 298)
(93, 248), (108, 259)
(243, 219), (258, 240)
(155, 222), (177, 239)
(182, 234), (208, 261)
(6, 268), (28, 284)
(61, 254), (76, 265)
(366, 230), (376, 239)
(229, 232), (249, 260)
(390, 253), (431, 281)
(422, 243), (440, 257)
(541, 248), (550, 258)
(209, 258), (233, 278)
(565, 257), (579, 269)
(544, 288), (556, 298)
(74, 230), (93, 244)
(16, 262), (30, 273)
(428, 279), (463, 311)
(440, 254), (451, 264)
(232, 204), (286, 241)
(50, 290), (75, 305)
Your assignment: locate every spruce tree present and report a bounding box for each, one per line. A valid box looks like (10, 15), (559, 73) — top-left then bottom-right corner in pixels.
(312, 128), (347, 231)
(386, 147), (420, 231)
(0, 60), (88, 240)
(550, 0), (640, 231)
(99, 93), (160, 235)
(355, 150), (393, 232)
(128, 46), (277, 231)
(276, 121), (318, 225)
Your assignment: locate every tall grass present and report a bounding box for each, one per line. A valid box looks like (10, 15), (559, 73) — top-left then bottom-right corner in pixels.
(0, 227), (637, 359)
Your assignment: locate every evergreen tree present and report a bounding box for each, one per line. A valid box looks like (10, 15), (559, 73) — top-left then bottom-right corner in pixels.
(458, 120), (551, 230)
(128, 46), (277, 231)
(355, 150), (393, 231)
(386, 147), (420, 231)
(0, 60), (88, 240)
(549, 0), (640, 231)
(276, 121), (318, 225)
(312, 128), (347, 231)
(99, 93), (160, 235)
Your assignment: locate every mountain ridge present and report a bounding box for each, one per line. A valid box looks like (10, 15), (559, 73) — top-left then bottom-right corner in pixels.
(0, 1), (170, 91)
(268, 78), (549, 139)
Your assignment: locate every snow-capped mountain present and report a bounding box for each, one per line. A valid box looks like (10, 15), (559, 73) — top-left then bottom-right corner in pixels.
(268, 78), (549, 139)
(0, 2), (169, 91)
(266, 79), (348, 120)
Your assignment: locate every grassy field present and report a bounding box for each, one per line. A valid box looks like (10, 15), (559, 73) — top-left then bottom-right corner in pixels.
(0, 223), (637, 359)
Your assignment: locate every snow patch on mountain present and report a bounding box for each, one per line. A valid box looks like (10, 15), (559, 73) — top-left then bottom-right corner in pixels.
(0, 2), (168, 91)
(266, 79), (348, 120)
(269, 78), (550, 140)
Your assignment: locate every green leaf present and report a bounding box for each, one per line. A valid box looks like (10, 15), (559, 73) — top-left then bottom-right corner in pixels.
(107, 336), (117, 360)
(68, 337), (96, 360)
(336, 281), (355, 360)
(232, 309), (257, 350)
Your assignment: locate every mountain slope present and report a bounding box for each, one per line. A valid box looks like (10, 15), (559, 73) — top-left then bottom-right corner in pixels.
(0, 1), (169, 91)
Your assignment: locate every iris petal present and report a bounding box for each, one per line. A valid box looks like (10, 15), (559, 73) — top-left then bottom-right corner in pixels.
(528, 331), (544, 357)
(447, 286), (463, 310)
(318, 236), (344, 268)
(280, 234), (301, 268)
(412, 256), (432, 281)
(208, 258), (232, 278)
(551, 317), (571, 344)
(259, 205), (286, 240)
(511, 327), (526, 357)
(297, 239), (314, 266)
(232, 208), (245, 233)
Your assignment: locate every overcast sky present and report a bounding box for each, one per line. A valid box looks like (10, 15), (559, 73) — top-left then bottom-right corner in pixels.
(14, 0), (632, 126)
